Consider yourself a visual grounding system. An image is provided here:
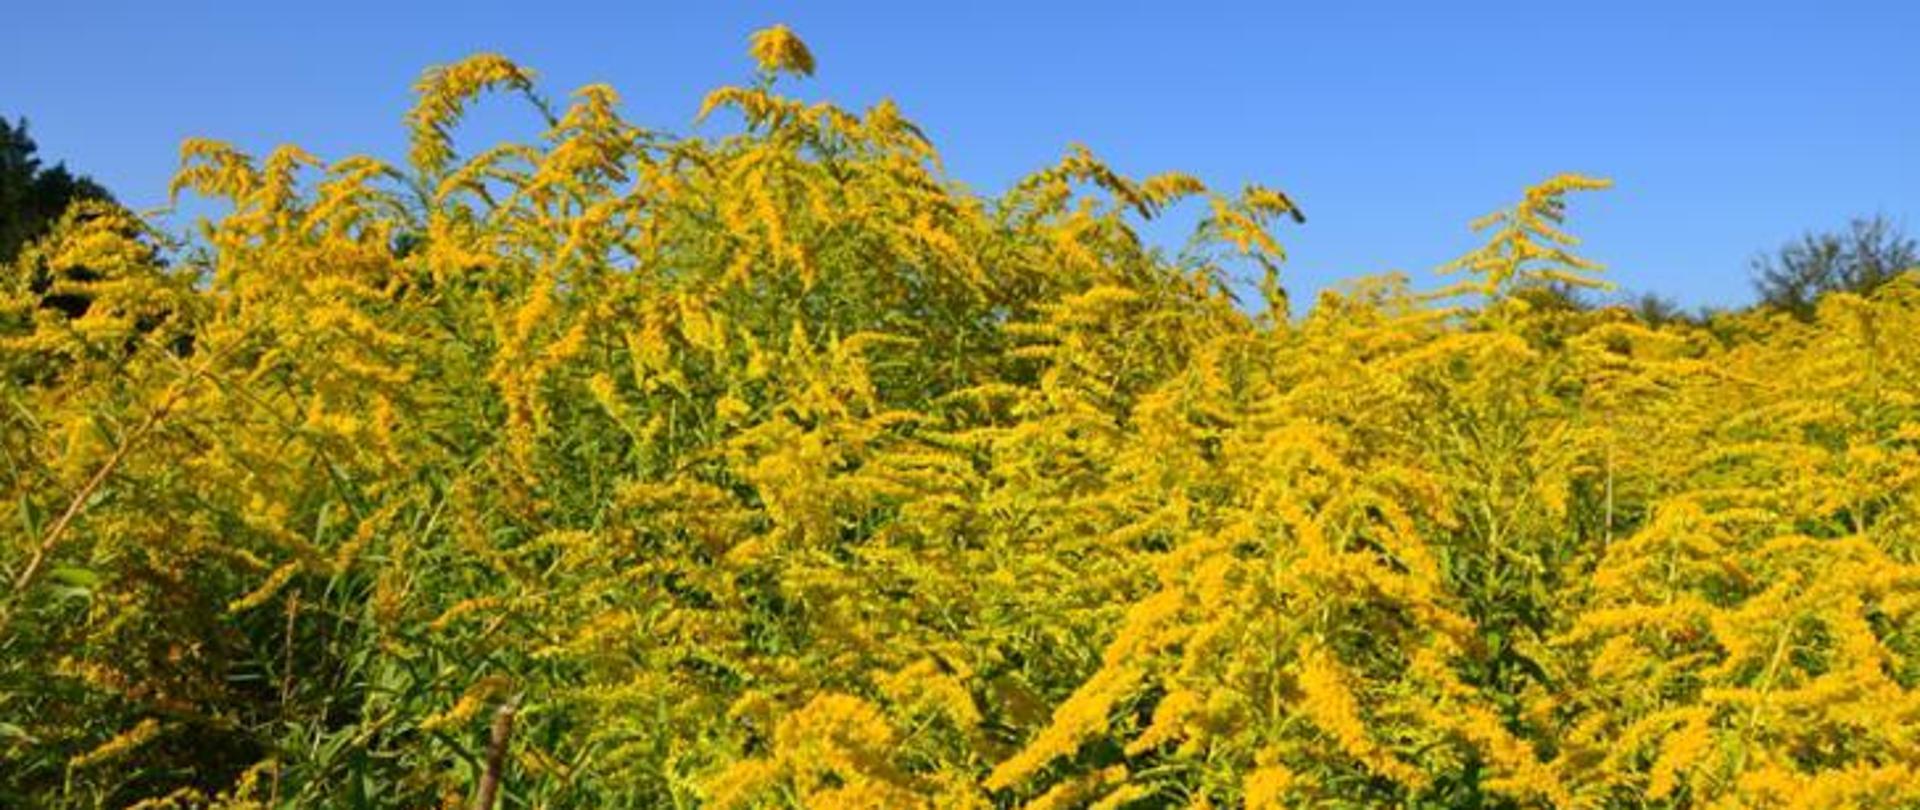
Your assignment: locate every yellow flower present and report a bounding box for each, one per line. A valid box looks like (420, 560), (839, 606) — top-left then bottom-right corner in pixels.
(749, 25), (816, 77)
(70, 718), (163, 770)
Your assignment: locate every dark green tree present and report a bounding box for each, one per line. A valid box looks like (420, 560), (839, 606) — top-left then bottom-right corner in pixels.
(1, 117), (112, 265)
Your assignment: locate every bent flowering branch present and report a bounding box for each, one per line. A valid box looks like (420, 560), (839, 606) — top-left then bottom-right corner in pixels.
(472, 693), (523, 810)
(2, 356), (211, 635)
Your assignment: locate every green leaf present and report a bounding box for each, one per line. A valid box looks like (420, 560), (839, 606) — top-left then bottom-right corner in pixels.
(49, 566), (101, 588)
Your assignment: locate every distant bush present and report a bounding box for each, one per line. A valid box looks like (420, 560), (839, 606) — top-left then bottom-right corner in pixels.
(1753, 214), (1917, 318)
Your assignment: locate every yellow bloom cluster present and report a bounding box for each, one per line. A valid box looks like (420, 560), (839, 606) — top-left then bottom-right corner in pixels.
(5, 24), (1918, 810)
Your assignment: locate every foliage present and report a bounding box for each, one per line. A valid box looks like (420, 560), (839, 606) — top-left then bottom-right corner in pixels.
(4, 27), (1920, 809)
(1752, 214), (1918, 319)
(0, 117), (113, 265)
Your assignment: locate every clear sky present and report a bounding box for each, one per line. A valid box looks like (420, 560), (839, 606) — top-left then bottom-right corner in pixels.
(5, 1), (1915, 309)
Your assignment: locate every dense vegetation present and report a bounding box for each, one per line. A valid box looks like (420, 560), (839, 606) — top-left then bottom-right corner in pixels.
(1, 116), (112, 266)
(1750, 215), (1917, 321)
(4, 27), (1918, 809)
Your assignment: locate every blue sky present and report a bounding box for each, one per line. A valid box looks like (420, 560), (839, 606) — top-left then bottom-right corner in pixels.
(5, 1), (1915, 308)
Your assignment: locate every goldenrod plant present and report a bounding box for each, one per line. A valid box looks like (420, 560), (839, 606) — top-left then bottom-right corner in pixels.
(3, 26), (1917, 809)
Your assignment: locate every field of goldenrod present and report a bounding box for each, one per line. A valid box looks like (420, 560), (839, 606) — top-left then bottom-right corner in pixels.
(4, 27), (1919, 809)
